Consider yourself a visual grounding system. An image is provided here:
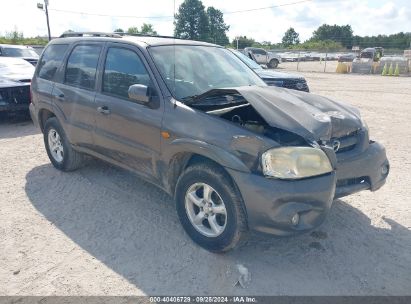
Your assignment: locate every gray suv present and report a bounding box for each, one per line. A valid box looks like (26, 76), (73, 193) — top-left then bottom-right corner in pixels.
(30, 33), (389, 252)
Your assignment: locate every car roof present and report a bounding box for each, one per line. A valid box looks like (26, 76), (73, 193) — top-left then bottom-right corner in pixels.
(49, 34), (219, 48)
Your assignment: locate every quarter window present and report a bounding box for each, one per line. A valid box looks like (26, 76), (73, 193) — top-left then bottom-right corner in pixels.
(65, 45), (101, 89)
(37, 44), (68, 80)
(103, 47), (150, 99)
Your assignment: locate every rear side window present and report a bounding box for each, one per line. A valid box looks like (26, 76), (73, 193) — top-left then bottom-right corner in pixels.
(37, 44), (68, 80)
(103, 47), (150, 99)
(65, 45), (101, 90)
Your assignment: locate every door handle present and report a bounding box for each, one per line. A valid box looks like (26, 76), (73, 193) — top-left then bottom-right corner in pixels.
(56, 93), (65, 101)
(97, 106), (111, 115)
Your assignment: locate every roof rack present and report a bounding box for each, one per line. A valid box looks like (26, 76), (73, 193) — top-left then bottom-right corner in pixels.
(59, 32), (122, 38)
(59, 31), (193, 41)
(114, 32), (187, 40)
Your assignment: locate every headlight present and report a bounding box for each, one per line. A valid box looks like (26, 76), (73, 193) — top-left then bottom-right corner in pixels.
(261, 147), (333, 179)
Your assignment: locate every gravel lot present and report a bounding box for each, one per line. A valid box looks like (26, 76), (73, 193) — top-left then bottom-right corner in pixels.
(1, 73), (410, 296)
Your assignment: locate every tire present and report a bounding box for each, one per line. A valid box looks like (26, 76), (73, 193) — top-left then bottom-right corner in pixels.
(268, 59), (279, 68)
(175, 161), (247, 252)
(43, 117), (84, 171)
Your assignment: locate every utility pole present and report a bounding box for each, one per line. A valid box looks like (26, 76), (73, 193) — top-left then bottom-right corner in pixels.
(236, 37), (239, 50)
(37, 0), (51, 41)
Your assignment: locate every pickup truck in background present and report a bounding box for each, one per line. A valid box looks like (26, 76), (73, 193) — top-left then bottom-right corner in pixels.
(243, 47), (281, 68)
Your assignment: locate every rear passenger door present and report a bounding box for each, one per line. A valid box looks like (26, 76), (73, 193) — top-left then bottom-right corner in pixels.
(93, 43), (163, 182)
(32, 44), (69, 116)
(52, 43), (102, 147)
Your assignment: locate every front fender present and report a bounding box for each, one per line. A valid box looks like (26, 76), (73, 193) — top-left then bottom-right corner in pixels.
(163, 138), (251, 173)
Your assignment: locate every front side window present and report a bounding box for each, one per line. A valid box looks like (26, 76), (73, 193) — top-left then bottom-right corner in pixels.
(65, 45), (101, 89)
(37, 44), (68, 80)
(254, 49), (266, 55)
(103, 47), (150, 99)
(150, 45), (265, 100)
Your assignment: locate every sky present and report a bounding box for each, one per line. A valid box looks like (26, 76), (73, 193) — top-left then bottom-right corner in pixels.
(1, 0), (410, 43)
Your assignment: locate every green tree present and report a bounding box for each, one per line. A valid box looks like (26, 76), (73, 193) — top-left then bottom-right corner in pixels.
(127, 27), (140, 34)
(282, 27), (300, 47)
(5, 27), (23, 43)
(124, 24), (158, 35)
(311, 24), (353, 48)
(231, 36), (255, 49)
(174, 0), (209, 41)
(114, 28), (124, 33)
(206, 7), (229, 45)
(292, 40), (344, 51)
(352, 32), (411, 49)
(140, 23), (158, 36)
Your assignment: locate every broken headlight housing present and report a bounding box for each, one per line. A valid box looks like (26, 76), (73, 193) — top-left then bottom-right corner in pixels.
(262, 147), (333, 179)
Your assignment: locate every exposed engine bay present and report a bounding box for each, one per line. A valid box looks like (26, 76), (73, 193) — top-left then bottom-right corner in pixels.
(187, 92), (307, 146)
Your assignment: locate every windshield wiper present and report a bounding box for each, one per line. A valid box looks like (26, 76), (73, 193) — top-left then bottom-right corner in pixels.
(180, 88), (240, 105)
(180, 94), (201, 104)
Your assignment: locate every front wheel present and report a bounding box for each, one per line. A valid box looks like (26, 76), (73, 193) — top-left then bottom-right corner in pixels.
(175, 162), (247, 252)
(268, 59), (279, 68)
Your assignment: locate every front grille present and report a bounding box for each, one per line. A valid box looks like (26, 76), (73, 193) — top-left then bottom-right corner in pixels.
(320, 131), (359, 154)
(336, 177), (369, 187)
(336, 131), (358, 153)
(0, 86), (30, 105)
(283, 79), (308, 91)
(264, 78), (309, 92)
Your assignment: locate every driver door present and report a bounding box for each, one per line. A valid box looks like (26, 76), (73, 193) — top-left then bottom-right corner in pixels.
(254, 49), (268, 64)
(93, 43), (163, 182)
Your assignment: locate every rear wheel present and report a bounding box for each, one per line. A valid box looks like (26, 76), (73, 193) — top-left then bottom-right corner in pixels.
(268, 59), (279, 68)
(175, 162), (247, 252)
(44, 117), (84, 171)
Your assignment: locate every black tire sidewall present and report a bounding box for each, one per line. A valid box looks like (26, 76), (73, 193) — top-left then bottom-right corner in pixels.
(43, 118), (70, 171)
(175, 167), (242, 252)
(269, 59), (278, 68)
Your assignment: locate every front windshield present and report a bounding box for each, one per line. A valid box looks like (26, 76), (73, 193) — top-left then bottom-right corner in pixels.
(149, 45), (265, 100)
(230, 49), (262, 70)
(2, 47), (38, 58)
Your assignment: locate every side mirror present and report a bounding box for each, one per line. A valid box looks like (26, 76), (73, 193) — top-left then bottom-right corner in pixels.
(128, 84), (150, 103)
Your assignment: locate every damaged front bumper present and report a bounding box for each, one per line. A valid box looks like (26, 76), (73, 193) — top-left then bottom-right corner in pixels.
(335, 140), (389, 198)
(226, 139), (389, 236)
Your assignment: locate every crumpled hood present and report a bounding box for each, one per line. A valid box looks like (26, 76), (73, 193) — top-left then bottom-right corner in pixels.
(236, 86), (362, 141)
(194, 86), (363, 142)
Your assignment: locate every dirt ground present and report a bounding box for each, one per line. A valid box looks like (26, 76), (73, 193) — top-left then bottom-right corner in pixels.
(1, 73), (410, 296)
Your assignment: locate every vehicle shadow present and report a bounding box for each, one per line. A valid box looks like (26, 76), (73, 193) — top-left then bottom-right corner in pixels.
(24, 161), (411, 295)
(0, 113), (39, 139)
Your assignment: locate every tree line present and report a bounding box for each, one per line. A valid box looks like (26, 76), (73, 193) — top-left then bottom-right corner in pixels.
(1, 0), (410, 51)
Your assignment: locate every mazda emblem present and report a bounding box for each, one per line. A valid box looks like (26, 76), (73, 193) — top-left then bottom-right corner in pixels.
(333, 140), (341, 152)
